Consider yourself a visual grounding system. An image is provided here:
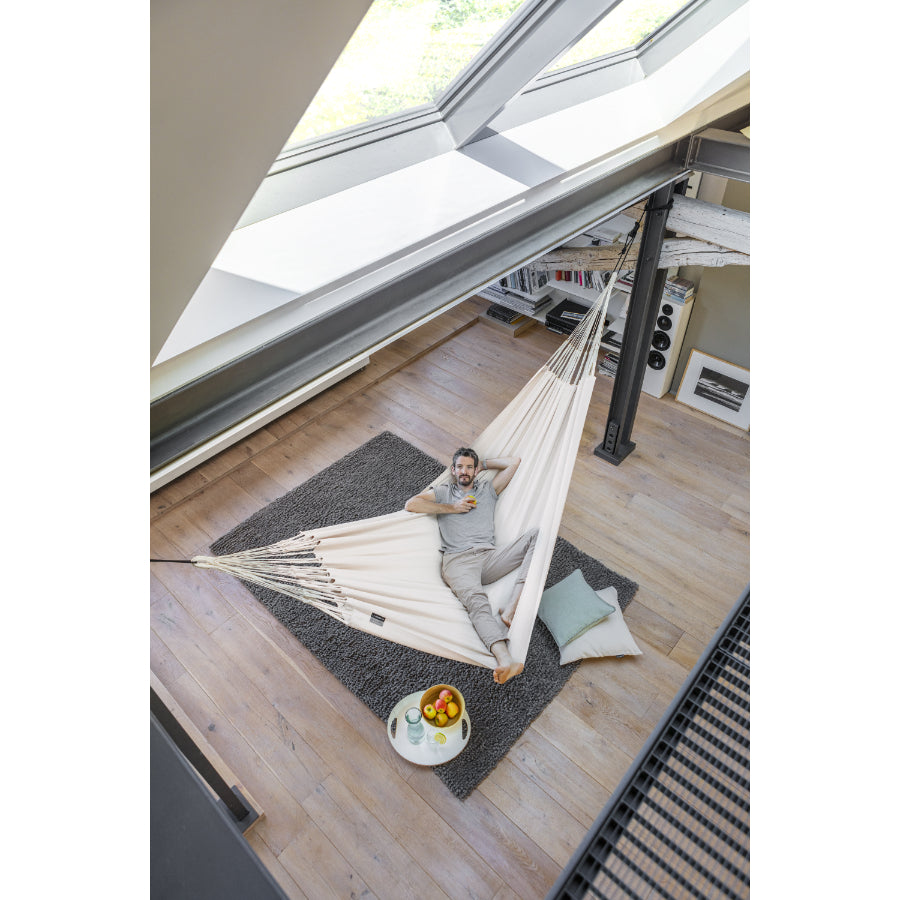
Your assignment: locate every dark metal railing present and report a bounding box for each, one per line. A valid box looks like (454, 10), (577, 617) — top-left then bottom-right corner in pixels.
(150, 687), (259, 830)
(546, 586), (750, 900)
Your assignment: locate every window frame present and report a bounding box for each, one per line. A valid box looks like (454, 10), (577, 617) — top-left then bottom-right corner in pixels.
(271, 0), (731, 170)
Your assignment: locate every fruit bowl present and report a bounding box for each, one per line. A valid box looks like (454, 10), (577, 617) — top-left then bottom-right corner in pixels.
(420, 683), (465, 729)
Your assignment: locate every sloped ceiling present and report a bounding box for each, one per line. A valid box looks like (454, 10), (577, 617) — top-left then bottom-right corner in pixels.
(150, 0), (374, 361)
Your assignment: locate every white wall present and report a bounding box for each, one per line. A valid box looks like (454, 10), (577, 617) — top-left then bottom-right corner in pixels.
(150, 0), (373, 361)
(672, 176), (750, 389)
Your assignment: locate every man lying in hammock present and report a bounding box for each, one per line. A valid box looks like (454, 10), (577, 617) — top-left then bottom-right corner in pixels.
(405, 447), (538, 684)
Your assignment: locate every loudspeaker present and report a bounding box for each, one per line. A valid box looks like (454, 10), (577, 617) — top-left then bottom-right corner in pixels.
(641, 295), (694, 398)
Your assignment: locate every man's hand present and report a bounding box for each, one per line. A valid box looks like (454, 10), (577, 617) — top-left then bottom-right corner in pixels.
(484, 456), (521, 495)
(405, 490), (474, 515)
(452, 495), (477, 513)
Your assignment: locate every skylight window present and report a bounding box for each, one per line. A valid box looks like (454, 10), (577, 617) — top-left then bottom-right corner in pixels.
(285, 0), (528, 148)
(547, 0), (693, 71)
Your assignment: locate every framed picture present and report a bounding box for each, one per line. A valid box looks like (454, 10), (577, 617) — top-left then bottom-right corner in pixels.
(676, 350), (750, 431)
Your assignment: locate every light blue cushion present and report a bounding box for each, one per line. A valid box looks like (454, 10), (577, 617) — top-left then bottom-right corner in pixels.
(538, 569), (616, 647)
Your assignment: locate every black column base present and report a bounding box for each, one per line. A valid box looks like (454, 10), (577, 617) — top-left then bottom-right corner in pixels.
(217, 786), (261, 833)
(593, 440), (635, 466)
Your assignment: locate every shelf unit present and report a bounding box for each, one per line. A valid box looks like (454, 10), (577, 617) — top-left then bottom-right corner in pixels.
(480, 239), (694, 398)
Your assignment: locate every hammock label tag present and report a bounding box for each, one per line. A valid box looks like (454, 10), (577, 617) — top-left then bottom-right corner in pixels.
(370, 613), (386, 627)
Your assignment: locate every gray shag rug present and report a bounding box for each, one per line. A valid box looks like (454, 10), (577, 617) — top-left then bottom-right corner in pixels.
(211, 431), (638, 799)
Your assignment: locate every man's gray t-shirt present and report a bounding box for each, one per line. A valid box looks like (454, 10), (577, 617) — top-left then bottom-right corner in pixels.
(433, 479), (498, 554)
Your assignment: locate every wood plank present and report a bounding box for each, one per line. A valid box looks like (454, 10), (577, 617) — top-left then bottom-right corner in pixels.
(228, 459), (293, 509)
(530, 697), (635, 794)
(273, 814), (367, 900)
(405, 768), (563, 900)
(478, 756), (588, 867)
(302, 776), (451, 900)
(150, 551), (235, 636)
(531, 236), (748, 271)
(245, 831), (310, 900)
(504, 729), (611, 830)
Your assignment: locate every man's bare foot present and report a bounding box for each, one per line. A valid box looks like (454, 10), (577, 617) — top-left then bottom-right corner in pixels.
(493, 661), (524, 684)
(490, 639), (523, 683)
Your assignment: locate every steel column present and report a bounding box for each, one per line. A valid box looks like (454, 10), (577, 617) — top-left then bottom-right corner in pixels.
(594, 182), (675, 465)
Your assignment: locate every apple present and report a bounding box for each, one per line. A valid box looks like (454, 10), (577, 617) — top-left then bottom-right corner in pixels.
(446, 700), (459, 718)
(435, 712), (449, 727)
(434, 698), (447, 714)
(438, 689), (454, 702)
(423, 704), (437, 720)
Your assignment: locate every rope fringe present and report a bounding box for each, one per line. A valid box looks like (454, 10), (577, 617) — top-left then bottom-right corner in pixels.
(192, 532), (350, 621)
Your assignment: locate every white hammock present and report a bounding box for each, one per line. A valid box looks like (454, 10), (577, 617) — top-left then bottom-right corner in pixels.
(194, 277), (617, 670)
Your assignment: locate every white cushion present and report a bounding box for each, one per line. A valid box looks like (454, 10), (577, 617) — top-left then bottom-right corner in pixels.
(558, 587), (642, 664)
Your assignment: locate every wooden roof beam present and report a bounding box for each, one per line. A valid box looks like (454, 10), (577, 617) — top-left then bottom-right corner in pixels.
(621, 194), (749, 255)
(531, 237), (748, 272)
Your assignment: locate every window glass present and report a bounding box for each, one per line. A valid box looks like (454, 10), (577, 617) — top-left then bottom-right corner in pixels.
(547, 0), (693, 72)
(285, 0), (528, 148)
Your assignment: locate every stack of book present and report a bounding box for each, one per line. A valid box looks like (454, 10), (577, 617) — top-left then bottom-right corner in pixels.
(598, 352), (620, 378)
(485, 303), (523, 325)
(481, 302), (535, 336)
(499, 265), (549, 297)
(613, 271), (695, 305)
(615, 270), (636, 292)
(601, 328), (622, 349)
(553, 270), (607, 290)
(480, 282), (551, 317)
(664, 277), (695, 303)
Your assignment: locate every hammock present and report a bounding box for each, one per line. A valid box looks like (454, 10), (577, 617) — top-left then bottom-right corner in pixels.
(193, 273), (620, 670)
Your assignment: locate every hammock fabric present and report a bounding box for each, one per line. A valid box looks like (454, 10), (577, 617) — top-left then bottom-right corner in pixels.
(193, 276), (618, 670)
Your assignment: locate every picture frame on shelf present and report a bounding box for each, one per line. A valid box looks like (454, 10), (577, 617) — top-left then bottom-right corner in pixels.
(676, 350), (750, 431)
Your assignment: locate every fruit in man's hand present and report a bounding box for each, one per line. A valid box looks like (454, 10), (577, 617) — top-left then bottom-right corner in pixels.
(423, 704), (437, 720)
(446, 700), (459, 718)
(434, 698), (447, 714)
(435, 712), (449, 727)
(438, 689), (453, 702)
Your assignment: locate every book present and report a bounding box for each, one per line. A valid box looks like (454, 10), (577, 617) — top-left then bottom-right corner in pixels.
(666, 276), (695, 296)
(499, 265), (550, 297)
(598, 352), (620, 377)
(615, 271), (636, 292)
(480, 312), (535, 336)
(485, 303), (524, 324)
(601, 329), (622, 348)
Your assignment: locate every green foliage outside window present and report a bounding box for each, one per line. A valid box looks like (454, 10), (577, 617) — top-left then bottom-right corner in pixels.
(285, 0), (692, 148)
(549, 0), (691, 70)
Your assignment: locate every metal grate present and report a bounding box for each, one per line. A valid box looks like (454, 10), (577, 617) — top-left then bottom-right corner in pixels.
(547, 588), (750, 900)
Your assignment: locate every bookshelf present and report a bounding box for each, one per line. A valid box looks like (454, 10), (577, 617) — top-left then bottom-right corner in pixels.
(478, 216), (694, 397)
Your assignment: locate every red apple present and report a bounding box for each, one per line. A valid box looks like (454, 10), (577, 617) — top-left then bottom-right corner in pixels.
(434, 698), (447, 714)
(423, 704), (437, 720)
(438, 689), (453, 702)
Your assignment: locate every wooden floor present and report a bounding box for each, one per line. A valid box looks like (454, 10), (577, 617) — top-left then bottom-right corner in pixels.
(150, 296), (750, 900)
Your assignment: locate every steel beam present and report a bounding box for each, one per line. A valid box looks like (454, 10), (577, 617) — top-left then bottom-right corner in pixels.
(686, 127), (750, 182)
(594, 182), (675, 465)
(151, 154), (686, 473)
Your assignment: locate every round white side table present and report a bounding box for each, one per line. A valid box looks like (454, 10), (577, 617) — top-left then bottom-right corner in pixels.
(386, 690), (471, 765)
